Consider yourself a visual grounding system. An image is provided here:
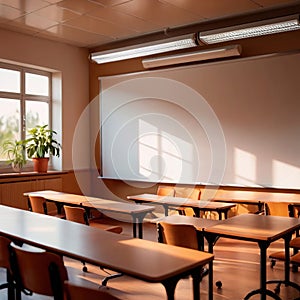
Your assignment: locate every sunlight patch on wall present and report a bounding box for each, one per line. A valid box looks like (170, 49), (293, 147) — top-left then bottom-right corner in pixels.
(272, 160), (300, 188)
(234, 148), (257, 185)
(138, 119), (187, 182)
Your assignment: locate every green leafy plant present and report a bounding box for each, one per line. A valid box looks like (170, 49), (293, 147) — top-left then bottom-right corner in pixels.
(2, 139), (27, 171)
(25, 125), (61, 158)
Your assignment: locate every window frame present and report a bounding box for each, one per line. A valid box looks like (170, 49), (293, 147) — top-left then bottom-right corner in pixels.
(0, 62), (52, 173)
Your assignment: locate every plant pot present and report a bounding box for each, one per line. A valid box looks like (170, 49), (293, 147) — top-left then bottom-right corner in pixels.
(33, 157), (49, 173)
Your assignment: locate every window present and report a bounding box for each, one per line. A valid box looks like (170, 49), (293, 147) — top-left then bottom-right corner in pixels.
(0, 63), (51, 170)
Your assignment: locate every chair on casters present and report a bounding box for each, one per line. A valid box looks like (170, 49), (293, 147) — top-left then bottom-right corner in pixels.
(64, 281), (121, 300)
(64, 205), (122, 234)
(267, 202), (300, 269)
(9, 243), (68, 300)
(28, 196), (65, 219)
(157, 221), (222, 288)
(0, 237), (15, 299)
(63, 205), (123, 285)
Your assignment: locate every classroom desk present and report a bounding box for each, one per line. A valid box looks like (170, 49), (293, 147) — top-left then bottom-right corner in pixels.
(205, 189), (300, 215)
(0, 205), (214, 300)
(204, 214), (300, 300)
(127, 193), (236, 220)
(24, 191), (155, 239)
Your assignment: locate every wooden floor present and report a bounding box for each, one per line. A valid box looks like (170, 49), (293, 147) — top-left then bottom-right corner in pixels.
(0, 219), (299, 300)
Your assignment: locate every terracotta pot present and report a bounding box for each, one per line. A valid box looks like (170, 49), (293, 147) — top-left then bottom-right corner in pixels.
(33, 157), (49, 173)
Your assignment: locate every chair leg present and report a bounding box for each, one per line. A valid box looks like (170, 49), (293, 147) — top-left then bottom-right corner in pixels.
(82, 261), (88, 272)
(101, 273), (123, 286)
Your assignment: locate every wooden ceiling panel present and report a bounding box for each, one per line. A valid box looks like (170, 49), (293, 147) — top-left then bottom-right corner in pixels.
(112, 0), (201, 27)
(87, 6), (162, 33)
(0, 0), (50, 13)
(0, 4), (25, 21)
(0, 0), (299, 48)
(34, 5), (80, 22)
(42, 23), (110, 47)
(9, 12), (58, 30)
(64, 14), (136, 38)
(254, 0), (298, 6)
(57, 0), (102, 14)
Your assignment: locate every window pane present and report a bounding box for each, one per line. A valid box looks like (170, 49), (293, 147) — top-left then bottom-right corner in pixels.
(0, 98), (21, 160)
(0, 68), (20, 93)
(26, 101), (49, 132)
(25, 73), (49, 96)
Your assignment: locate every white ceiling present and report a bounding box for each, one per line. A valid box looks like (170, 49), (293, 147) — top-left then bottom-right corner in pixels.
(0, 0), (298, 48)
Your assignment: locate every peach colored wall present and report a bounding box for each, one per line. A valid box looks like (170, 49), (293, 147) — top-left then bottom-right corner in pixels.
(0, 28), (90, 173)
(89, 31), (300, 198)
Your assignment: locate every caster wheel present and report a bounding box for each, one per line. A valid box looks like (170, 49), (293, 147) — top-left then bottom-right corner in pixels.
(216, 281), (222, 289)
(82, 266), (88, 272)
(274, 283), (281, 295)
(270, 259), (276, 268)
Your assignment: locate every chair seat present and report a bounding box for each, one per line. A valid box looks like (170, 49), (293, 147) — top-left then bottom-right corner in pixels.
(269, 251), (285, 260)
(89, 219), (123, 234)
(291, 252), (300, 265)
(290, 237), (300, 249)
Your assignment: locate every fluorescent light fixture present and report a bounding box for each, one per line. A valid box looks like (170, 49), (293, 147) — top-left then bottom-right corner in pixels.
(90, 34), (197, 64)
(142, 44), (242, 68)
(199, 15), (300, 44)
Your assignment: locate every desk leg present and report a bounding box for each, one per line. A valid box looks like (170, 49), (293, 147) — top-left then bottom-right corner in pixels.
(162, 269), (201, 300)
(163, 205), (169, 216)
(191, 267), (202, 300)
(206, 236), (217, 300)
(192, 208), (200, 218)
(161, 277), (179, 300)
(132, 216), (137, 238)
(244, 242), (281, 300)
(132, 212), (148, 239)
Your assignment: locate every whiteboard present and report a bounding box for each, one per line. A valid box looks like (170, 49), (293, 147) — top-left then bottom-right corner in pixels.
(99, 52), (300, 188)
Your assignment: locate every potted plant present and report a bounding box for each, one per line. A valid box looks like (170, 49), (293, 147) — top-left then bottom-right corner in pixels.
(1, 139), (27, 172)
(25, 124), (61, 173)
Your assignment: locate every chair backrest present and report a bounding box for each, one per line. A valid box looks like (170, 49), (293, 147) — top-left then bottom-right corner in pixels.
(29, 196), (47, 214)
(0, 236), (11, 270)
(64, 205), (89, 225)
(174, 188), (201, 200)
(157, 186), (175, 197)
(157, 221), (202, 250)
(10, 243), (68, 299)
(64, 281), (121, 300)
(266, 202), (290, 217)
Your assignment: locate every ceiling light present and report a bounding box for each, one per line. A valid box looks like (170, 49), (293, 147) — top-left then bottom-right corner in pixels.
(199, 15), (300, 44)
(142, 44), (242, 68)
(90, 34), (197, 64)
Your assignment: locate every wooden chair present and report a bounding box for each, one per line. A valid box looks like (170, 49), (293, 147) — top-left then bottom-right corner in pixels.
(0, 237), (14, 299)
(63, 205), (123, 284)
(174, 188), (201, 217)
(28, 196), (65, 219)
(156, 221), (218, 286)
(64, 281), (121, 300)
(9, 243), (68, 300)
(157, 221), (203, 250)
(157, 186), (175, 197)
(64, 205), (122, 234)
(267, 202), (300, 270)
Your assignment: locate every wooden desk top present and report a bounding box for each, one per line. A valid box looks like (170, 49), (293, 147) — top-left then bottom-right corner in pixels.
(127, 194), (236, 210)
(204, 214), (300, 242)
(202, 189), (300, 204)
(0, 205), (213, 283)
(25, 191), (155, 215)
